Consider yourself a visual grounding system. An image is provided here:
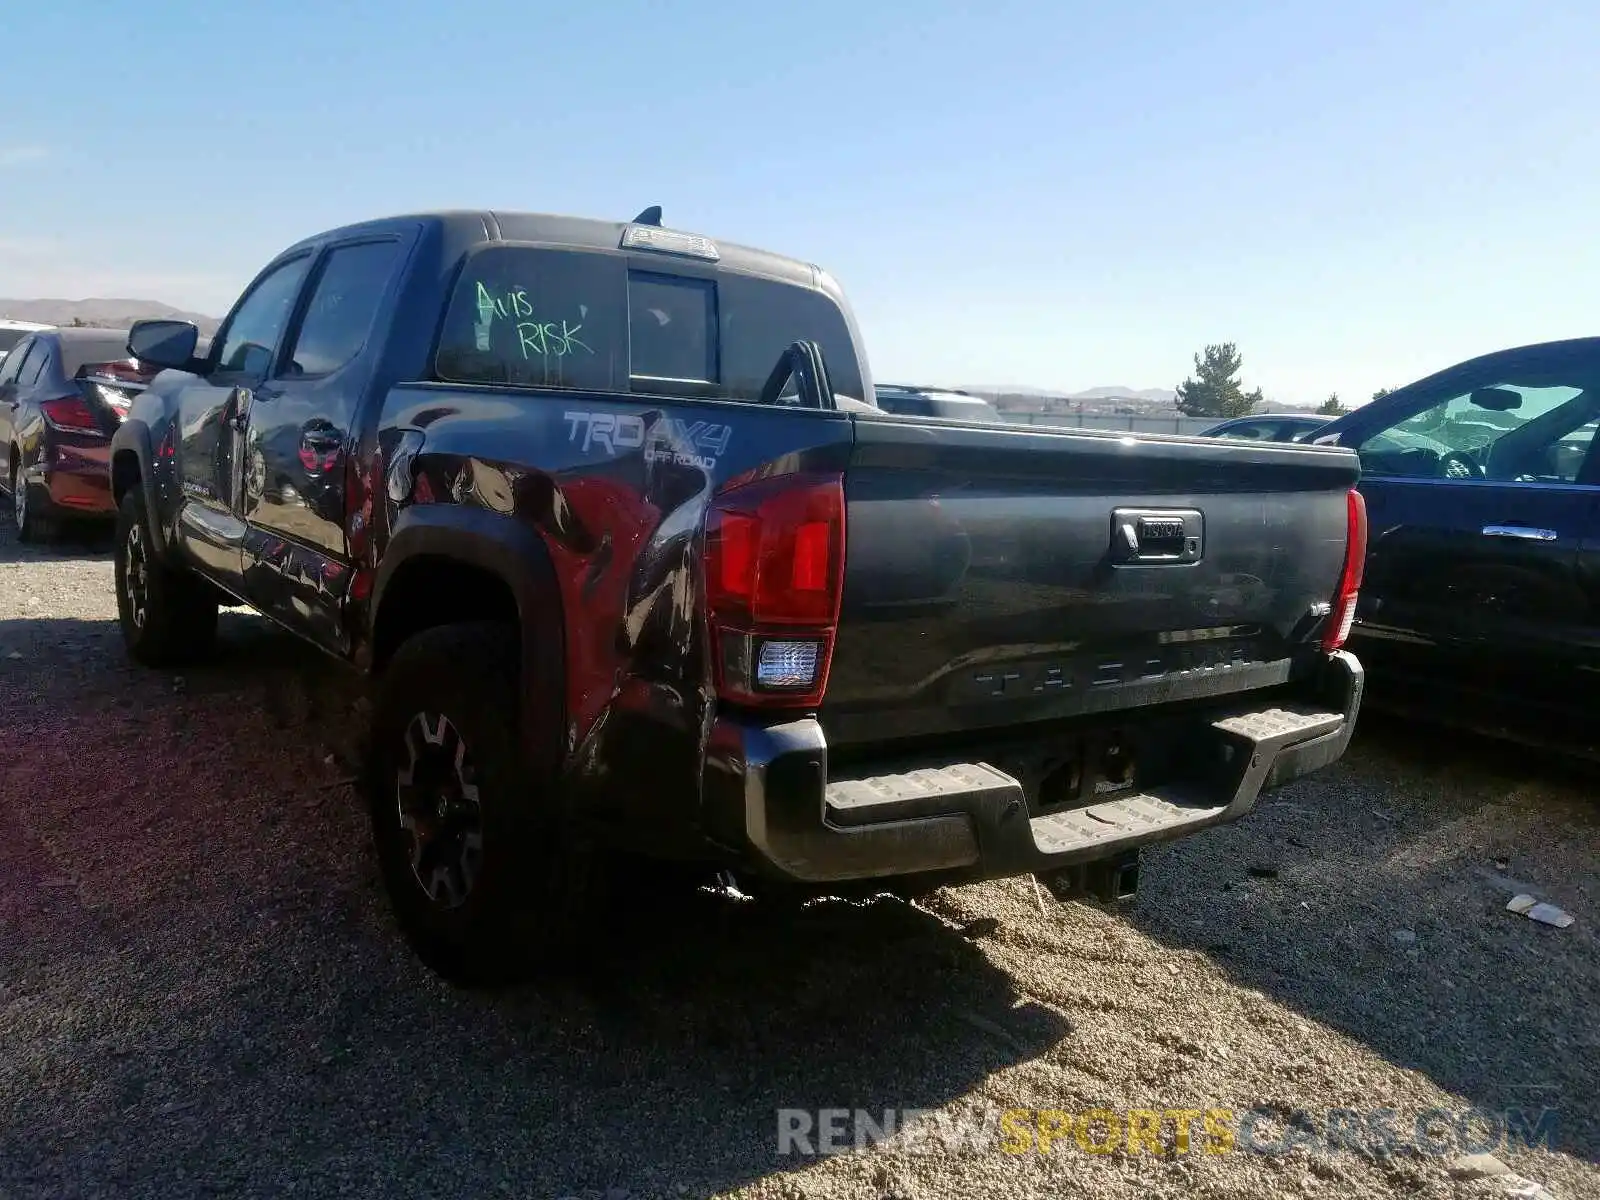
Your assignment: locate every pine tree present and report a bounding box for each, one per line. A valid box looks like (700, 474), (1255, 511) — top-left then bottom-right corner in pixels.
(1174, 343), (1264, 417)
(1316, 392), (1349, 415)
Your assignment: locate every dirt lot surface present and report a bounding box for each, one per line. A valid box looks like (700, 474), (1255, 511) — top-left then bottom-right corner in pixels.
(1, 518), (1596, 1200)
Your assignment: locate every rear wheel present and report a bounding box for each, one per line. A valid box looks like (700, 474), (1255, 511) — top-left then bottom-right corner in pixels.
(10, 454), (52, 543)
(367, 622), (593, 984)
(114, 488), (218, 665)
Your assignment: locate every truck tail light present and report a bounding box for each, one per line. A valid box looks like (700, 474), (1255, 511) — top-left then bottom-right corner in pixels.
(703, 472), (845, 708)
(40, 396), (104, 434)
(298, 446), (340, 473)
(1322, 487), (1367, 652)
(76, 359), (155, 421)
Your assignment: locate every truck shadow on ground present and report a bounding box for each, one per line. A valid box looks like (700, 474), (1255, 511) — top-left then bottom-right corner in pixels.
(1130, 719), (1600, 1165)
(0, 519), (115, 563)
(0, 611), (1067, 1198)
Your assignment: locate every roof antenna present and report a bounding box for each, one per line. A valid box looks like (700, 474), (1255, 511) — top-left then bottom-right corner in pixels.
(632, 205), (662, 227)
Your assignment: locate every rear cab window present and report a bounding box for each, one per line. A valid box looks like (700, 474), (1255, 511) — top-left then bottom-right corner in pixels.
(629, 272), (716, 385)
(432, 245), (865, 405)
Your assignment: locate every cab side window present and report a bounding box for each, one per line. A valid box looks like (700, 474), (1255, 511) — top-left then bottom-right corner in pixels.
(283, 241), (403, 378)
(214, 256), (313, 379)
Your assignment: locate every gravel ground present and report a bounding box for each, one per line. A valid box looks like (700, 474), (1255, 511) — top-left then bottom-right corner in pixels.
(1, 515), (1596, 1200)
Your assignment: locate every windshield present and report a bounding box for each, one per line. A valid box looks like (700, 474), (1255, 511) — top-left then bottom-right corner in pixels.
(434, 246), (865, 404)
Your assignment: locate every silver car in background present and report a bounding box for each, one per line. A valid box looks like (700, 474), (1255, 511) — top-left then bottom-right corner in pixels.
(874, 383), (1003, 421)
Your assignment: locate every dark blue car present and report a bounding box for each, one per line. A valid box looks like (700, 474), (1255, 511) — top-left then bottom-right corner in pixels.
(1315, 336), (1600, 752)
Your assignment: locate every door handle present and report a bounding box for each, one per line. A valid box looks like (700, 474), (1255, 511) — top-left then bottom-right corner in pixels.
(1482, 524), (1559, 541)
(1109, 507), (1204, 564)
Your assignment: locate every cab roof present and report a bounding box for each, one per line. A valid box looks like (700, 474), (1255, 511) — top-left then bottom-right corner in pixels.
(281, 209), (821, 289)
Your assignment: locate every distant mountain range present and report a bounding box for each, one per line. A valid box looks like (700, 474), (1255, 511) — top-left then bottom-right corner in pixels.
(0, 298), (222, 336)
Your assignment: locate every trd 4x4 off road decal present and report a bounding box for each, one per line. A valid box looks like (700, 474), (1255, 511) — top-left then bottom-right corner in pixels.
(563, 410), (733, 470)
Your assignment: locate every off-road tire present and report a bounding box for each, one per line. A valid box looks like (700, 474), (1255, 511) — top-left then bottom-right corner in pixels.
(114, 488), (219, 666)
(367, 621), (594, 985)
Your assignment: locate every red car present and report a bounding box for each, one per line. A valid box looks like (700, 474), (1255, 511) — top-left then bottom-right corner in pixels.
(0, 327), (164, 541)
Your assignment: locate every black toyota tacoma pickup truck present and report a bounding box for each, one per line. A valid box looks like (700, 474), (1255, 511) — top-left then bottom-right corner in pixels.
(109, 208), (1366, 980)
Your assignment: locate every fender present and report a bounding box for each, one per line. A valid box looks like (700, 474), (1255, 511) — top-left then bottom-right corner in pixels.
(371, 502), (568, 782)
(108, 419), (171, 556)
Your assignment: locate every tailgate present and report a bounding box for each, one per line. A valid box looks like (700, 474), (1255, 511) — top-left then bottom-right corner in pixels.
(821, 416), (1362, 748)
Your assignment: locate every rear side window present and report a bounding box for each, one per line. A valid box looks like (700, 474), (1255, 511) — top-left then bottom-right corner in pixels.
(19, 342), (48, 386)
(0, 338), (32, 384)
(434, 248), (621, 391)
(285, 241), (404, 377)
(435, 245), (865, 403)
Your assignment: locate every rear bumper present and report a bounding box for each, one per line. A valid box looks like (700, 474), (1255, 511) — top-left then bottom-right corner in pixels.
(26, 440), (114, 516)
(703, 651), (1364, 886)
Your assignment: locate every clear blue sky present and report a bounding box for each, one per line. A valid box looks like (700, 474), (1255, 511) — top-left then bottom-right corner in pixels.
(4, 0), (1597, 406)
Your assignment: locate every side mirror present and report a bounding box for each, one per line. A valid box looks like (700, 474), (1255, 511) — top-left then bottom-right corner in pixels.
(757, 340), (835, 409)
(128, 319), (201, 371)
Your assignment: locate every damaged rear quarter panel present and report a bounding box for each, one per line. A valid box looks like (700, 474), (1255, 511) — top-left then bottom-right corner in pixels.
(374, 383), (853, 850)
